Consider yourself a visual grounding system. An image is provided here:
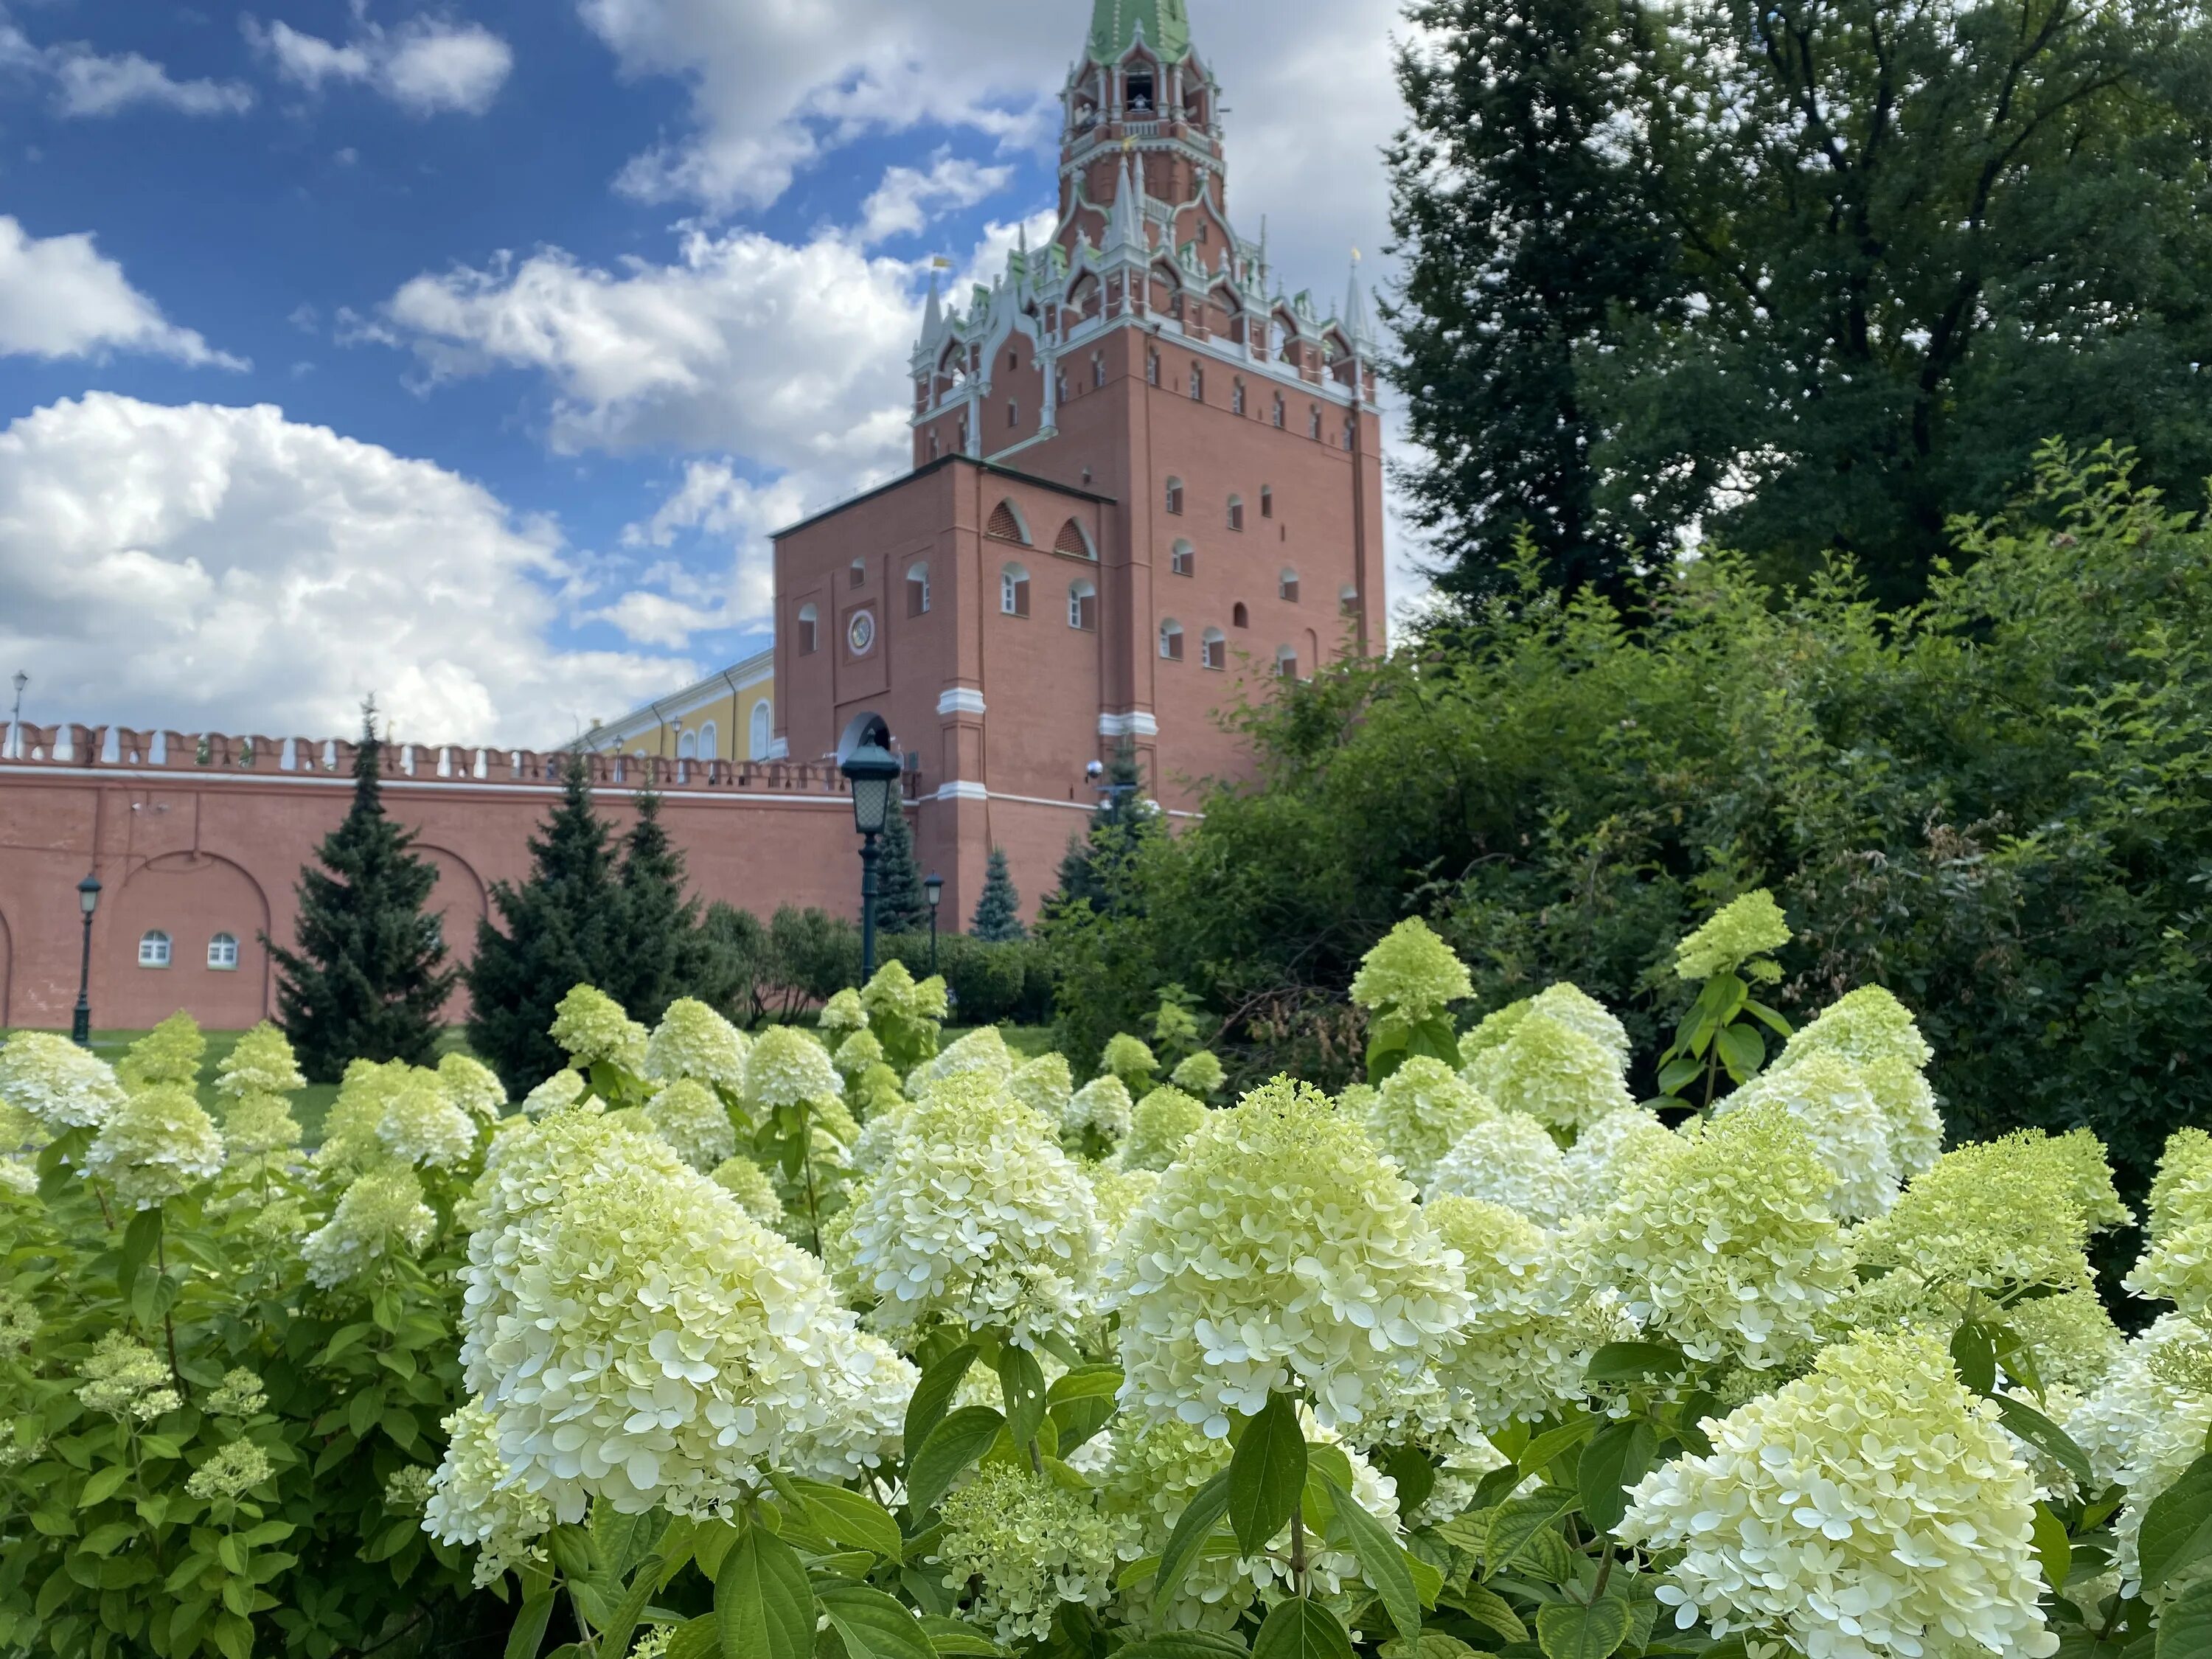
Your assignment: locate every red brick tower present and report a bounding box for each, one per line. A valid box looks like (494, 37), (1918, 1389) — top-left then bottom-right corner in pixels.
(773, 0), (1387, 927)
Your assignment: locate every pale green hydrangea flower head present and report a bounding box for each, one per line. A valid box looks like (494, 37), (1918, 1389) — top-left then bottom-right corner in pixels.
(302, 1163), (437, 1289)
(833, 1029), (885, 1080)
(644, 998), (749, 1091)
(642, 1079), (738, 1174)
(84, 1082), (225, 1208)
(1169, 1051), (1225, 1097)
(1458, 1000), (1530, 1067)
(0, 1288), (38, 1359)
(1062, 1074), (1133, 1147)
(185, 1440), (274, 1503)
(911, 1026), (1017, 1099)
(1856, 1134), (2096, 1298)
(76, 1332), (177, 1422)
(1560, 1105), (1673, 1208)
(0, 1030), (126, 1132)
(863, 959), (949, 1025)
(521, 1069), (586, 1116)
(1087, 1161), (1160, 1240)
(2149, 1128), (2212, 1239)
(1565, 1100), (1854, 1370)
(377, 1070), (480, 1171)
(1349, 918), (1472, 1022)
(119, 1012), (206, 1091)
(459, 1108), (914, 1517)
(1526, 982), (1631, 1074)
(1426, 1109), (1579, 1227)
(1463, 1012), (1635, 1133)
(934, 1461), (1126, 1642)
(207, 1368), (267, 1418)
(219, 1091), (302, 1161)
(1108, 1077), (1470, 1436)
(1775, 985), (1943, 1180)
(1716, 1048), (1899, 1221)
(2069, 1313), (2212, 1604)
(838, 1085), (1104, 1349)
(1100, 1034), (1159, 1088)
(1673, 889), (1791, 981)
(315, 1059), (408, 1180)
(818, 988), (868, 1040)
(422, 1399), (554, 1587)
(710, 1155), (786, 1226)
(439, 1053), (508, 1121)
(1121, 1086), (1207, 1174)
(852, 1061), (907, 1119)
(1621, 1330), (2059, 1659)
(549, 985), (649, 1073)
(215, 1023), (304, 1100)
(745, 1026), (842, 1111)
(383, 1464), (438, 1517)
(1350, 1055), (1495, 1189)
(2128, 1221), (2212, 1317)
(1008, 1053), (1076, 1121)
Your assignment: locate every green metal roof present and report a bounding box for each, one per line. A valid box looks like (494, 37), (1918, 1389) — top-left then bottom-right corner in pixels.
(1088, 0), (1191, 63)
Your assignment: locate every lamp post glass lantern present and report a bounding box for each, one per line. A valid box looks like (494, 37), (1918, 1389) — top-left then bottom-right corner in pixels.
(837, 714), (903, 981)
(925, 873), (944, 975)
(72, 872), (100, 1048)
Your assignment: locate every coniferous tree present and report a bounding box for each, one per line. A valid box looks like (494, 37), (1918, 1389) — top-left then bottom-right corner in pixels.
(465, 752), (623, 1093)
(970, 846), (1026, 942)
(268, 703), (456, 1081)
(874, 798), (931, 936)
(608, 791), (707, 1026)
(1043, 742), (1158, 921)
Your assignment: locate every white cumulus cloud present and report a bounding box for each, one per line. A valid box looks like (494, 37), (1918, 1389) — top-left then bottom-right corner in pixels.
(859, 153), (1015, 246)
(248, 14), (513, 116)
(0, 394), (684, 745)
(0, 17), (254, 116)
(0, 217), (245, 368)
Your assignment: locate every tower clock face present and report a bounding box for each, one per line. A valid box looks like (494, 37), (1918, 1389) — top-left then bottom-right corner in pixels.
(847, 609), (877, 655)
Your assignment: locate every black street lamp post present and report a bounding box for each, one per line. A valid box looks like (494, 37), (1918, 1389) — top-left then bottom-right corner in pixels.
(72, 872), (101, 1048)
(837, 714), (903, 983)
(925, 873), (944, 975)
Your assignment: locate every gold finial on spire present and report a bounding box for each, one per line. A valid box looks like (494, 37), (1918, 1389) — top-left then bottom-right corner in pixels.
(1121, 134), (1137, 152)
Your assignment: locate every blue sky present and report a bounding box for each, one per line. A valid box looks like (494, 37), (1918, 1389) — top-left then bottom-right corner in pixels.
(0, 0), (1408, 745)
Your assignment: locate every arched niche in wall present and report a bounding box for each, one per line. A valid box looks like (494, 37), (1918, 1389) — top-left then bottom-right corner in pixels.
(116, 852), (273, 1030)
(414, 844), (491, 1014)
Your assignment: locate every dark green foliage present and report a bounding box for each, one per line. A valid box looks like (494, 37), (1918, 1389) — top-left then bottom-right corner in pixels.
(874, 799), (930, 936)
(465, 755), (625, 1093)
(1037, 743), (1169, 1068)
(969, 846), (1026, 942)
(877, 934), (1046, 1026)
(1040, 448), (2212, 1198)
(1384, 0), (1666, 603)
(768, 905), (863, 1012)
(607, 792), (709, 1026)
(268, 705), (456, 1082)
(1388, 0), (2212, 611)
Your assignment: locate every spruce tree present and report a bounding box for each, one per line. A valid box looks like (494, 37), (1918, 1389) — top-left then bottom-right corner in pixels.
(874, 797), (931, 936)
(268, 704), (456, 1082)
(1043, 742), (1158, 920)
(970, 846), (1026, 942)
(465, 751), (623, 1093)
(608, 791), (707, 1026)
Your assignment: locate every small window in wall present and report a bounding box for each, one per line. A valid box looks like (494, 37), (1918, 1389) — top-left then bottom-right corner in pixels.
(1147, 352), (1161, 387)
(1189, 364), (1203, 401)
(1093, 353), (1106, 389)
(929, 430), (941, 460)
(1159, 619), (1184, 661)
(678, 730), (698, 759)
(1228, 495), (1245, 532)
(1341, 585), (1361, 616)
(988, 500), (1029, 543)
(698, 721), (718, 761)
(1309, 406), (1323, 439)
(1280, 569), (1301, 602)
(849, 558), (867, 588)
(750, 700), (773, 760)
(1201, 627), (1227, 670)
(1007, 400), (1018, 428)
(907, 561), (931, 616)
(1233, 602), (1250, 629)
(1261, 486), (1274, 519)
(1001, 563), (1032, 617)
(208, 933), (239, 971)
(1276, 645), (1300, 679)
(1165, 476), (1184, 515)
(1273, 394), (1286, 429)
(1068, 579), (1098, 631)
(1055, 518), (1094, 559)
(1232, 380), (1245, 416)
(1171, 540), (1195, 577)
(1344, 419), (1357, 451)
(139, 931), (172, 969)
(1008, 349), (1020, 372)
(797, 604), (819, 655)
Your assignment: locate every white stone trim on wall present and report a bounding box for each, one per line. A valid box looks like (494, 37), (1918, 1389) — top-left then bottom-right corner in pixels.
(936, 687), (988, 717)
(1097, 711), (1159, 737)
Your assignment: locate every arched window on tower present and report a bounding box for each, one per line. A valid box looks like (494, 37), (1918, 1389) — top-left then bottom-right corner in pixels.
(1276, 644), (1300, 679)
(797, 604), (819, 655)
(987, 500), (1029, 543)
(1273, 394), (1286, 429)
(139, 931), (171, 969)
(1340, 585), (1361, 617)
(1189, 363), (1203, 401)
(698, 721), (718, 761)
(1164, 476), (1184, 515)
(1261, 486), (1274, 519)
(208, 933), (239, 971)
(1309, 406), (1323, 440)
(1279, 568), (1301, 602)
(1232, 601), (1250, 630)
(1159, 619), (1184, 661)
(1093, 352), (1106, 389)
(1055, 519), (1094, 560)
(906, 560), (931, 617)
(1068, 579), (1098, 632)
(1170, 540), (1195, 577)
(678, 730), (698, 760)
(750, 700), (773, 760)
(1001, 563), (1032, 617)
(1201, 627), (1227, 670)
(1228, 495), (1245, 532)
(849, 557), (867, 588)
(1232, 379), (1246, 416)
(1147, 351), (1161, 387)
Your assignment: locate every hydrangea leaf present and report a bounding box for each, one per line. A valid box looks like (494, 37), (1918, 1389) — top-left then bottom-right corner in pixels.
(1578, 1420), (1660, 1536)
(907, 1408), (1006, 1518)
(1228, 1393), (1309, 1554)
(1316, 1468), (1420, 1638)
(818, 1583), (936, 1659)
(1251, 1596), (1354, 1659)
(2140, 1452), (2212, 1595)
(1535, 1599), (1630, 1659)
(717, 1524), (815, 1659)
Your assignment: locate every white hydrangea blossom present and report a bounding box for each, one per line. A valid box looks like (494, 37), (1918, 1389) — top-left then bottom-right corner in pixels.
(1427, 1110), (1579, 1226)
(0, 1032), (126, 1133)
(909, 1026), (1016, 1097)
(838, 1084), (1104, 1349)
(83, 1083), (226, 1208)
(459, 1109), (911, 1519)
(438, 1054), (507, 1121)
(1621, 1331), (2059, 1659)
(1564, 1100), (1854, 1370)
(1062, 1075), (1133, 1147)
(1109, 1079), (1470, 1437)
(302, 1164), (438, 1289)
(745, 1026), (843, 1112)
(549, 984), (650, 1072)
(1526, 982), (1632, 1074)
(1717, 1048), (1899, 1221)
(521, 1070), (585, 1116)
(1775, 986), (1944, 1180)
(377, 1071), (480, 1172)
(643, 1079), (739, 1174)
(1463, 1012), (1635, 1134)
(423, 1400), (554, 1586)
(646, 998), (750, 1091)
(934, 1461), (1126, 1642)
(1008, 1054), (1075, 1121)
(215, 1025), (305, 1100)
(1560, 1105), (1674, 1209)
(2067, 1313), (2212, 1602)
(1350, 1057), (1495, 1189)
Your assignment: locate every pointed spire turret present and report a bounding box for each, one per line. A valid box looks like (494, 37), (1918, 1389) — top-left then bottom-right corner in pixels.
(1343, 251), (1373, 354)
(1106, 145), (1149, 257)
(922, 268), (945, 343)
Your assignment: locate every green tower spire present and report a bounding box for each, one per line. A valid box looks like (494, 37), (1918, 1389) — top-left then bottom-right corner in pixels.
(1088, 0), (1191, 63)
